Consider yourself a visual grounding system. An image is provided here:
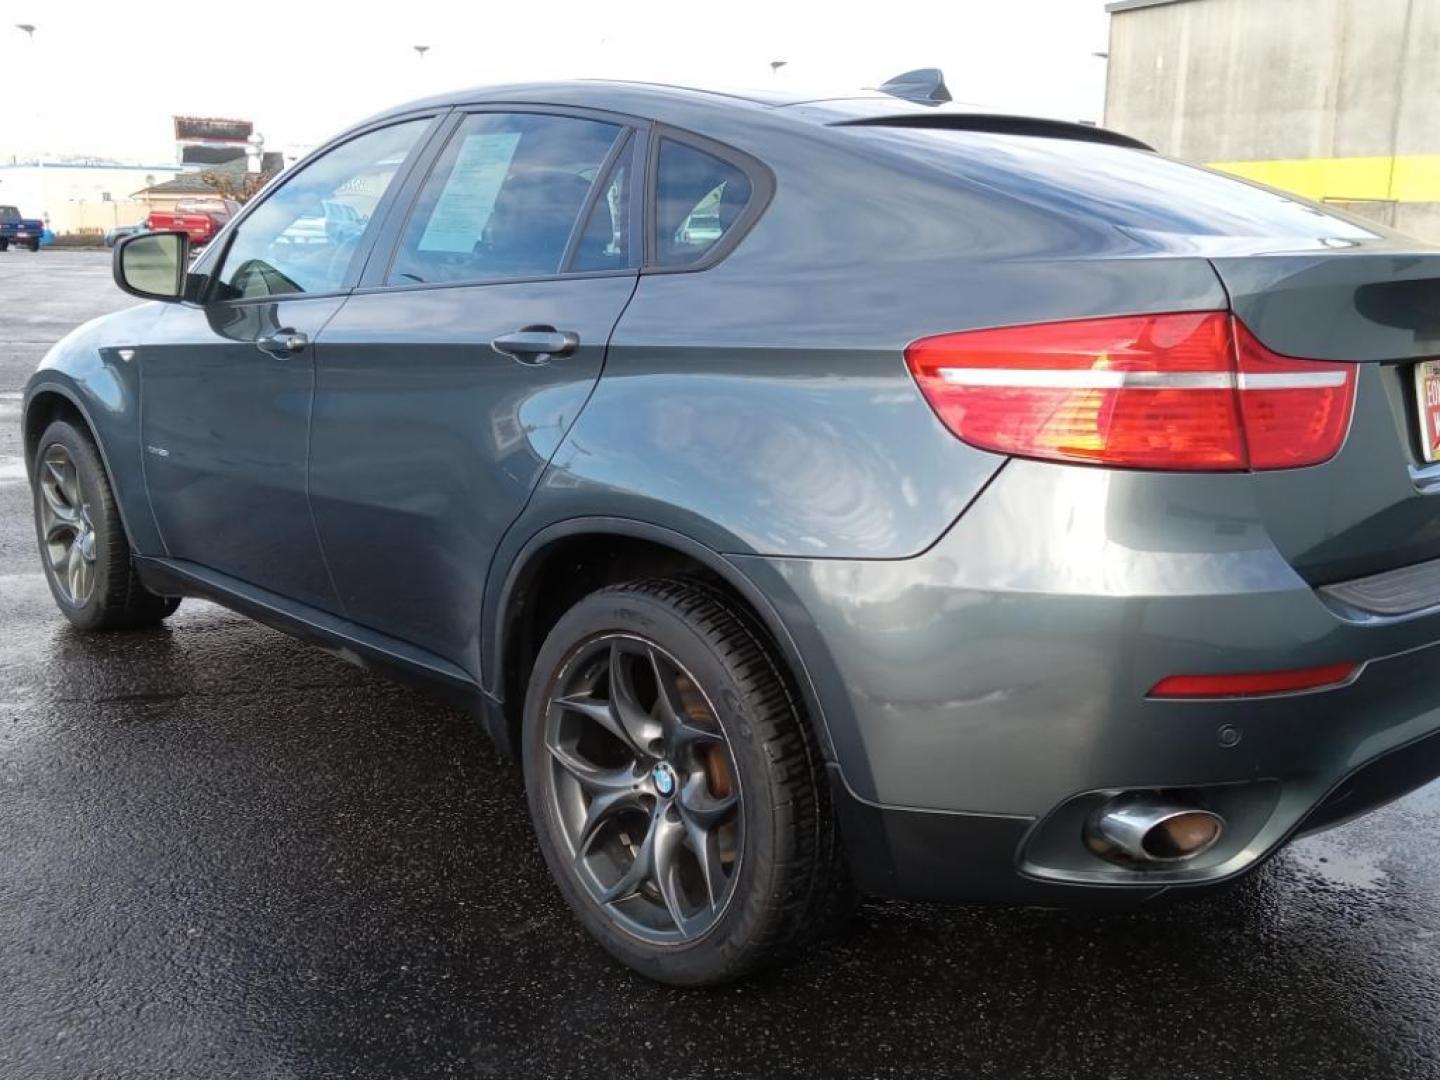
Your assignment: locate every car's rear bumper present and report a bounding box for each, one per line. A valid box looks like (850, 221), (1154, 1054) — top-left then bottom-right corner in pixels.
(736, 458), (1440, 903)
(828, 707), (1440, 907)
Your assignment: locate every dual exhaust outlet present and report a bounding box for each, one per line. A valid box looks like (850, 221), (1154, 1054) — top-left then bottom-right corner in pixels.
(1084, 792), (1225, 866)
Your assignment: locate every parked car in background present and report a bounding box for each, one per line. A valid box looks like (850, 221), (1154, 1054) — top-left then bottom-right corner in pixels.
(145, 197), (240, 247)
(104, 223), (148, 248)
(0, 204), (44, 251)
(278, 198), (367, 246)
(25, 76), (1440, 988)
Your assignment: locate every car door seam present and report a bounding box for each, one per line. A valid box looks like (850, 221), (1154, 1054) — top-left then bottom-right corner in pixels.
(475, 270), (643, 679)
(305, 296), (358, 619)
(136, 308), (174, 557)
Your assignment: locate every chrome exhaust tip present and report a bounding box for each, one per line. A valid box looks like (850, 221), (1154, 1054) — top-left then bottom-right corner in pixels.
(1085, 792), (1225, 865)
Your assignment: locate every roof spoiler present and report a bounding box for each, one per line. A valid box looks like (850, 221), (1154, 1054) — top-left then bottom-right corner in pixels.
(877, 68), (952, 106)
(834, 112), (1154, 152)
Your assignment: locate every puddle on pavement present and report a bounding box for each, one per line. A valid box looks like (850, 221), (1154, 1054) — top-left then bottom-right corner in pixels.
(1289, 836), (1389, 891)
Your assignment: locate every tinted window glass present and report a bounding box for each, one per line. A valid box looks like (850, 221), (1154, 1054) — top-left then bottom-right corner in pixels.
(213, 120), (426, 300)
(850, 126), (1379, 242)
(569, 138), (632, 272)
(655, 139), (753, 267)
(390, 113), (621, 285)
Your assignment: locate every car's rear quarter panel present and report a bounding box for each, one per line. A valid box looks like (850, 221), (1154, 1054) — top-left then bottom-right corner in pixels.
(536, 108), (1231, 560)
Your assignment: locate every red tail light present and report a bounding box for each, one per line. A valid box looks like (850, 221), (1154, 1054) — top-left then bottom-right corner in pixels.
(1149, 661), (1360, 699)
(904, 312), (1356, 471)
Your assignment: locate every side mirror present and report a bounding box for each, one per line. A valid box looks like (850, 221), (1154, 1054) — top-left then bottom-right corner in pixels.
(113, 230), (190, 301)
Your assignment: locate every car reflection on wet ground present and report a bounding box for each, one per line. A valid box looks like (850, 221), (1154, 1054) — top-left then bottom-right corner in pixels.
(3, 254), (1439, 1079)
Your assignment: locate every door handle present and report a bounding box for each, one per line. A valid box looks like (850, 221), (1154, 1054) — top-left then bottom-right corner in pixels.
(491, 325), (579, 365)
(257, 329), (309, 357)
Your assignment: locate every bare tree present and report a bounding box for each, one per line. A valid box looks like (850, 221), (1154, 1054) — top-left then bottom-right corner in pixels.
(197, 168), (275, 205)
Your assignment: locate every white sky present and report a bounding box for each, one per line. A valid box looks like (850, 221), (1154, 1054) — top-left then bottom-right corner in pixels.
(1, 0), (1111, 163)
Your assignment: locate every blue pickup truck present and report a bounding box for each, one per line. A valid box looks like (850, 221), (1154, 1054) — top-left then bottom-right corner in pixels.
(0, 205), (44, 252)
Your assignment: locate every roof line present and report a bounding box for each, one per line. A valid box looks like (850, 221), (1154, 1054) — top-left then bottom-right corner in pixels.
(576, 78), (781, 105)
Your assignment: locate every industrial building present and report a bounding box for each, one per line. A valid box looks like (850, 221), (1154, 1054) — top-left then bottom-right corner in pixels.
(0, 161), (184, 239)
(1104, 0), (1440, 240)
(0, 115), (280, 240)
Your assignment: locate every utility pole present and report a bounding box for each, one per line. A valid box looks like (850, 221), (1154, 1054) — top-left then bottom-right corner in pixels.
(15, 24), (38, 162)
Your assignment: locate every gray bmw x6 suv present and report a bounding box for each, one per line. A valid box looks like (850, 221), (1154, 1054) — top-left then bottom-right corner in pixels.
(24, 79), (1440, 985)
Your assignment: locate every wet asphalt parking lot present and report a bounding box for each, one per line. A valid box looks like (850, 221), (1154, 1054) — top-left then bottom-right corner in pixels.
(3, 251), (1440, 1079)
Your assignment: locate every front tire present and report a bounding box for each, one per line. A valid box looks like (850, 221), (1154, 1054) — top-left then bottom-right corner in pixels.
(32, 418), (180, 631)
(523, 578), (850, 986)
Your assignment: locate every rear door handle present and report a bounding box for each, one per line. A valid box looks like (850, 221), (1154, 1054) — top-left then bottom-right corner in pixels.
(257, 329), (309, 357)
(491, 325), (579, 365)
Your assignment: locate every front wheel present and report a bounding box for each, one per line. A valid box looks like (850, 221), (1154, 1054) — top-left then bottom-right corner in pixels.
(28, 239), (40, 252)
(31, 419), (180, 631)
(523, 578), (851, 986)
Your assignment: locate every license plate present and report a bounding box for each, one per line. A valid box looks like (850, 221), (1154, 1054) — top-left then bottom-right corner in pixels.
(1415, 360), (1440, 462)
(14, 232), (29, 239)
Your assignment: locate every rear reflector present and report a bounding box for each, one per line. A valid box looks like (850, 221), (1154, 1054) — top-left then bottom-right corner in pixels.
(1149, 661), (1360, 699)
(905, 312), (1356, 471)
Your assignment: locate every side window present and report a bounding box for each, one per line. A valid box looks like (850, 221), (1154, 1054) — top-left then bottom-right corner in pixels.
(212, 119), (428, 301)
(389, 113), (622, 286)
(568, 136), (633, 273)
(654, 138), (754, 267)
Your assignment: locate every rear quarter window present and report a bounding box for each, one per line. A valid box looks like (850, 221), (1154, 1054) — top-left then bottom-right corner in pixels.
(848, 126), (1378, 243)
(653, 138), (757, 268)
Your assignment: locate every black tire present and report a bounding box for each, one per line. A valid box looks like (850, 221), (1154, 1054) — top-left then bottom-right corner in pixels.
(0, 240), (8, 252)
(523, 577), (852, 986)
(31, 418), (180, 631)
(28, 239), (40, 252)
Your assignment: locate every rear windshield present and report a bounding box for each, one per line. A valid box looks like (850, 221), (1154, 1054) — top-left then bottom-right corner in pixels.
(850, 126), (1378, 243)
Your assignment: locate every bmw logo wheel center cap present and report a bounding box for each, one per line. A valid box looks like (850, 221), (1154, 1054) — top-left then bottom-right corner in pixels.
(652, 762), (677, 797)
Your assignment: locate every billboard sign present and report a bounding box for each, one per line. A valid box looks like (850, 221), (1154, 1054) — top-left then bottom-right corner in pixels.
(173, 116), (254, 144)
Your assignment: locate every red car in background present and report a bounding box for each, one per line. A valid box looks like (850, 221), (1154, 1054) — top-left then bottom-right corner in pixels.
(145, 197), (241, 247)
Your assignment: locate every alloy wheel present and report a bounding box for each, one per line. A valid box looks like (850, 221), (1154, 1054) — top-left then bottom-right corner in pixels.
(543, 633), (744, 944)
(37, 444), (97, 607)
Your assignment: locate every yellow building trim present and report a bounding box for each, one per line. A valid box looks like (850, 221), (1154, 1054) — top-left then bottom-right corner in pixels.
(1207, 154), (1440, 204)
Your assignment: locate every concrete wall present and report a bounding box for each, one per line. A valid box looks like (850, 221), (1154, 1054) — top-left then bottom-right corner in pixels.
(1105, 0), (1440, 241)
